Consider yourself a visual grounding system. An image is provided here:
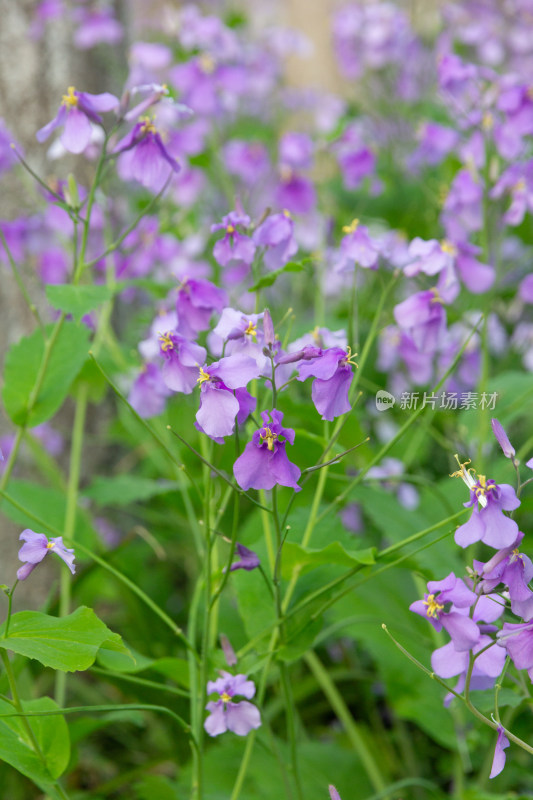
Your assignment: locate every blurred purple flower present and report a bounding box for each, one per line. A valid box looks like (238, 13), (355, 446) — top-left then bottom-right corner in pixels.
(229, 544), (260, 572)
(37, 86), (119, 154)
(491, 419), (515, 459)
(252, 211), (298, 271)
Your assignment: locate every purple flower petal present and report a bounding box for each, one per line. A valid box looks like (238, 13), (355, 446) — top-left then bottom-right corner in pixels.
(491, 419), (515, 458)
(61, 109), (93, 154)
(17, 529), (49, 565)
(490, 726), (510, 779)
(225, 700), (262, 736)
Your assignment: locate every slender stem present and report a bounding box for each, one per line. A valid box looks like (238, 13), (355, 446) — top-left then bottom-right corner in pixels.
(90, 667), (189, 697)
(305, 650), (387, 795)
(0, 650), (46, 762)
(3, 581), (18, 639)
(55, 384), (89, 707)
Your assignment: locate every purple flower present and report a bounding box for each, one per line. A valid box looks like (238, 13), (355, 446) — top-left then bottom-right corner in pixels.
(329, 787), (342, 800)
(252, 211), (298, 271)
(210, 308), (267, 369)
(17, 529), (75, 581)
(196, 355), (260, 441)
(36, 86), (119, 154)
(454, 477), (520, 550)
(158, 332), (207, 394)
(211, 211), (255, 270)
(476, 538), (533, 621)
(409, 572), (480, 650)
(491, 419), (515, 459)
(229, 544), (260, 572)
(204, 671), (261, 737)
(114, 117), (180, 191)
(432, 634), (506, 703)
(175, 278), (227, 340)
(223, 140), (269, 185)
(275, 168), (316, 215)
(334, 219), (380, 272)
(296, 347), (357, 421)
(72, 8), (123, 49)
(128, 364), (172, 419)
(490, 726), (510, 779)
(497, 621), (533, 679)
(233, 409), (301, 492)
(408, 122), (459, 170)
(394, 289), (446, 353)
(404, 238), (455, 278)
(279, 132), (314, 170)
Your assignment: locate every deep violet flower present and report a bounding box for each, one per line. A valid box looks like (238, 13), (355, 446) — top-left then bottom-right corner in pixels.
(17, 529), (75, 581)
(229, 543), (260, 572)
(475, 535), (533, 621)
(204, 672), (261, 737)
(233, 409), (301, 492)
(497, 621), (533, 679)
(36, 86), (119, 154)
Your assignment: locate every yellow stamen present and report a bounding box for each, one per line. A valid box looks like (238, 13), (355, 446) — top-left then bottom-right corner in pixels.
(343, 346), (359, 368)
(514, 178), (526, 193)
(429, 287), (444, 304)
(440, 239), (457, 256)
(62, 86), (78, 108)
(342, 218), (360, 234)
(423, 594), (444, 619)
(139, 115), (157, 135)
(244, 320), (257, 337)
(260, 427), (277, 451)
(482, 111), (493, 131)
(158, 332), (174, 352)
(220, 692), (231, 703)
(46, 541), (55, 550)
(198, 53), (216, 74)
(283, 208), (292, 219)
(197, 366), (211, 384)
(226, 224), (235, 234)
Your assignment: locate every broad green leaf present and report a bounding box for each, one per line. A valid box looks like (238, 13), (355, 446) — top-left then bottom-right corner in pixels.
(2, 322), (90, 427)
(248, 258), (310, 292)
(0, 607), (132, 672)
(45, 284), (112, 323)
(0, 695), (69, 792)
(97, 642), (153, 673)
(281, 541), (376, 580)
(83, 475), (176, 508)
(135, 775), (180, 800)
(0, 479), (98, 550)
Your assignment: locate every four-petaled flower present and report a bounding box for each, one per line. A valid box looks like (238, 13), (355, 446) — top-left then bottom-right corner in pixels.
(233, 409), (301, 492)
(17, 529), (76, 581)
(204, 671), (261, 737)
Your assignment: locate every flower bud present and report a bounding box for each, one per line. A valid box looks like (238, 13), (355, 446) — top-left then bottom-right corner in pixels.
(263, 308), (274, 348)
(491, 418), (515, 459)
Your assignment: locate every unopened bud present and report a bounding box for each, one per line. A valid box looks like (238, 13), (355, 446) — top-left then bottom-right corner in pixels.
(263, 308), (274, 347)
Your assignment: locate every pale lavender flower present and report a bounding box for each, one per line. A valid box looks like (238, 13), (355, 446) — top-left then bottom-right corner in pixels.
(36, 86), (119, 154)
(204, 672), (261, 737)
(454, 477), (520, 550)
(17, 529), (75, 580)
(410, 572), (480, 651)
(490, 726), (510, 779)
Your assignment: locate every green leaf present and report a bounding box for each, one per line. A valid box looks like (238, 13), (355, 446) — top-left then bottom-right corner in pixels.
(97, 642), (152, 673)
(2, 322), (90, 427)
(0, 695), (69, 792)
(0, 607), (132, 673)
(248, 258), (310, 292)
(83, 475), (176, 508)
(280, 541), (376, 580)
(45, 284), (112, 323)
(135, 774), (180, 800)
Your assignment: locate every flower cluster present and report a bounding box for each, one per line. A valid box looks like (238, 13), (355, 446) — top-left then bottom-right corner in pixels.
(409, 420), (533, 778)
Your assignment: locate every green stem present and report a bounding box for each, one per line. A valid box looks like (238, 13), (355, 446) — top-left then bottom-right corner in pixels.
(305, 650), (387, 795)
(90, 667), (189, 697)
(3, 580), (18, 639)
(55, 383), (89, 707)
